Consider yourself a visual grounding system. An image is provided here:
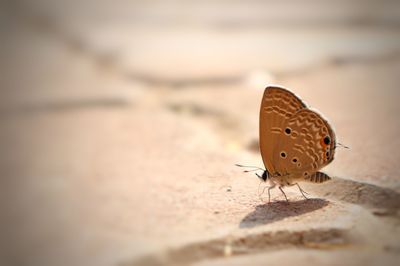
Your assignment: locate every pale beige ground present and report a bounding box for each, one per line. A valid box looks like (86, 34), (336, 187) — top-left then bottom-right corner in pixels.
(1, 1), (400, 266)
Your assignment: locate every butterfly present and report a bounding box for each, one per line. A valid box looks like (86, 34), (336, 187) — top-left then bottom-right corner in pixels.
(238, 86), (339, 202)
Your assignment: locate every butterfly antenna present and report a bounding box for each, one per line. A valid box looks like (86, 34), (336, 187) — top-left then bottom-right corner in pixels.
(235, 164), (265, 173)
(337, 142), (350, 149)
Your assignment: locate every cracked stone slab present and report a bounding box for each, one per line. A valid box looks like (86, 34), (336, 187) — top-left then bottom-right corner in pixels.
(1, 2), (400, 266)
(121, 175), (400, 266)
(194, 249), (400, 266)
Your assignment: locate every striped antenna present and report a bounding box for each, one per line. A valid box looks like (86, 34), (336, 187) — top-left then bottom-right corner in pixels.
(235, 164), (265, 173)
(337, 142), (350, 149)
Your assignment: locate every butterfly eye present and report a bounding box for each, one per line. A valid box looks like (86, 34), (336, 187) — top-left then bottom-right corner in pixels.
(324, 136), (331, 145)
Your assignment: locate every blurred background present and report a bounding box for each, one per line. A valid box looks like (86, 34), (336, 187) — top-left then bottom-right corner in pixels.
(1, 1), (400, 266)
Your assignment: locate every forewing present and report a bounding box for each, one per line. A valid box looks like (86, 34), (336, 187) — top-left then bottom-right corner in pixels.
(259, 86), (306, 174)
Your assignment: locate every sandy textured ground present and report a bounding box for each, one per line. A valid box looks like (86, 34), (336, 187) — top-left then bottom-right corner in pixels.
(1, 1), (400, 266)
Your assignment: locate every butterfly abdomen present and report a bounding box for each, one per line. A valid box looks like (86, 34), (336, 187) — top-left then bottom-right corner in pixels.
(305, 171), (331, 183)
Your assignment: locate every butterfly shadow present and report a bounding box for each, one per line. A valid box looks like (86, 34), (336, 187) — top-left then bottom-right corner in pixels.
(239, 198), (329, 229)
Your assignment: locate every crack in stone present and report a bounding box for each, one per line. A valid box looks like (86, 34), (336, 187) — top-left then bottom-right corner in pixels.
(124, 50), (400, 88)
(274, 51), (400, 79)
(15, 12), (400, 91)
(126, 73), (242, 89)
(123, 228), (349, 266)
(1, 98), (133, 116)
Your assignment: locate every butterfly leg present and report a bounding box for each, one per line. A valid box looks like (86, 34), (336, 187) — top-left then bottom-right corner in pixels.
(267, 184), (276, 203)
(278, 186), (288, 202)
(295, 183), (309, 200)
(287, 183), (309, 199)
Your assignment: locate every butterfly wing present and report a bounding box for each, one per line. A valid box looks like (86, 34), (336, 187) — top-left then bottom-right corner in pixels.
(259, 86), (306, 174)
(274, 108), (336, 178)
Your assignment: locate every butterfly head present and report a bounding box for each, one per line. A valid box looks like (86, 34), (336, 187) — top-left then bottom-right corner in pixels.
(235, 164), (272, 182)
(257, 170), (270, 182)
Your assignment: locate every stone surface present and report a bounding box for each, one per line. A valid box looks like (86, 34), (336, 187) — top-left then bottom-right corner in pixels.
(1, 1), (400, 266)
